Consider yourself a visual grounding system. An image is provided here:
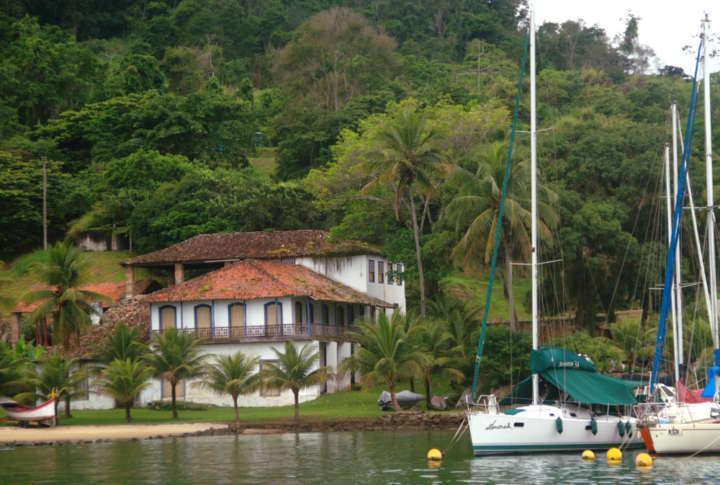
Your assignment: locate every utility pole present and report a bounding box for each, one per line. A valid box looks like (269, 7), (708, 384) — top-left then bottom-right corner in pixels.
(42, 156), (47, 250)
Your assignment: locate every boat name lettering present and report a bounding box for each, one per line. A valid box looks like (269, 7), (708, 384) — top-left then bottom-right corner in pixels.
(485, 420), (512, 431)
(557, 361), (579, 368)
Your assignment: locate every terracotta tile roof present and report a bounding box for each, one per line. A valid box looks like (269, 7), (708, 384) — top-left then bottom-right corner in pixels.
(145, 259), (392, 307)
(12, 280), (152, 313)
(125, 230), (380, 267)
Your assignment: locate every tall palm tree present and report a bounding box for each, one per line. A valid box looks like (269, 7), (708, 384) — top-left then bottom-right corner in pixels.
(260, 341), (327, 422)
(204, 352), (259, 427)
(96, 322), (148, 365)
(443, 142), (558, 328)
(23, 243), (107, 349)
(32, 352), (87, 420)
(342, 313), (427, 412)
(417, 319), (464, 408)
(99, 358), (153, 422)
(366, 110), (441, 316)
(146, 329), (206, 419)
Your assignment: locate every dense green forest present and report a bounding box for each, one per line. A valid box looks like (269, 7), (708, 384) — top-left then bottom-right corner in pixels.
(1, 0), (718, 338)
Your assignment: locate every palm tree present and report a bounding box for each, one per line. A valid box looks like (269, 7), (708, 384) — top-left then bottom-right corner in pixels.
(610, 319), (653, 373)
(417, 319), (464, 408)
(99, 358), (153, 422)
(342, 313), (427, 412)
(96, 322), (148, 364)
(0, 343), (26, 400)
(366, 109), (441, 316)
(146, 329), (206, 419)
(32, 352), (87, 421)
(260, 341), (327, 422)
(204, 352), (259, 427)
(23, 243), (107, 349)
(443, 142), (558, 328)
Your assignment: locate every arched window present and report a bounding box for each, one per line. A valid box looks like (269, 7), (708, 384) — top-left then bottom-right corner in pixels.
(265, 301), (283, 336)
(159, 305), (176, 331)
(194, 304), (211, 333)
(228, 303), (245, 329)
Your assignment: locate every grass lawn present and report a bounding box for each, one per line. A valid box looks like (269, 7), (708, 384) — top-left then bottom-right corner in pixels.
(248, 147), (277, 177)
(441, 272), (531, 322)
(0, 390), (388, 427)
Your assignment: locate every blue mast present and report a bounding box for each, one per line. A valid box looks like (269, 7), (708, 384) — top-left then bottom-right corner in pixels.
(649, 40), (703, 394)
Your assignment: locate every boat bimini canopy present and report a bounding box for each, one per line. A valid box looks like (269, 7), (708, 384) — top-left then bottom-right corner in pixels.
(501, 348), (643, 406)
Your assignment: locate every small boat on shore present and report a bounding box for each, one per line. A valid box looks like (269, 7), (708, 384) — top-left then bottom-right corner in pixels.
(0, 397), (56, 425)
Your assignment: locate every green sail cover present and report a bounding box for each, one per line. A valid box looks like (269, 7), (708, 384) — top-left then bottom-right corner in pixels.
(500, 348), (643, 406)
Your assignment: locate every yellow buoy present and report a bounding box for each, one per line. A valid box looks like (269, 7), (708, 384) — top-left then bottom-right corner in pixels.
(581, 449), (595, 461)
(427, 448), (442, 461)
(635, 452), (652, 467)
(606, 447), (622, 464)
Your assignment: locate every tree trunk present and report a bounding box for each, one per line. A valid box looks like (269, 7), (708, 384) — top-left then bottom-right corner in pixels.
(293, 389), (300, 422)
(54, 399), (59, 424)
(408, 193), (426, 317)
(64, 395), (71, 418)
(503, 244), (517, 331)
(389, 380), (401, 412)
(43, 318), (48, 347)
(171, 382), (178, 419)
(409, 377), (415, 393)
(36, 320), (40, 346)
(125, 403), (132, 423)
(233, 396), (239, 428)
(425, 375), (432, 409)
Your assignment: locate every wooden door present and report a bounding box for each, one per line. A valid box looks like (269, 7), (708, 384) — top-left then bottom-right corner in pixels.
(195, 305), (211, 337)
(229, 304), (245, 337)
(265, 303), (281, 336)
(160, 306), (175, 331)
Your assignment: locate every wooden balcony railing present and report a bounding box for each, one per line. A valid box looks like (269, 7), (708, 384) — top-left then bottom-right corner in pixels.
(151, 323), (355, 343)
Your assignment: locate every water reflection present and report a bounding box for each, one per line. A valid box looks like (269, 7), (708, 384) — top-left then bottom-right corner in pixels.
(0, 430), (719, 484)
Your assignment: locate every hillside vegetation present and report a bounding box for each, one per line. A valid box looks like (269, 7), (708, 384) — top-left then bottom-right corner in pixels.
(0, 1), (718, 340)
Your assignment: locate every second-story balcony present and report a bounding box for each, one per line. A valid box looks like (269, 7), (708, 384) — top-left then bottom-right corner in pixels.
(151, 323), (355, 344)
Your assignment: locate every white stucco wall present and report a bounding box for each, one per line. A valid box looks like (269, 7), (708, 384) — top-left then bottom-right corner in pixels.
(57, 375), (116, 411)
(137, 341), (323, 407)
(296, 255), (406, 313)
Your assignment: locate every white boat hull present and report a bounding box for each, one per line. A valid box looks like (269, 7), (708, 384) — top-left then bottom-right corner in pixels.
(1, 398), (56, 422)
(648, 422), (720, 454)
(469, 404), (642, 455)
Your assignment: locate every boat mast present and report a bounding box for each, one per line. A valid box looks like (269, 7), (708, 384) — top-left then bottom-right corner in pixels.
(665, 142), (681, 384)
(672, 104), (684, 370)
(530, 2), (539, 406)
(703, 15), (718, 350)
(677, 106), (715, 348)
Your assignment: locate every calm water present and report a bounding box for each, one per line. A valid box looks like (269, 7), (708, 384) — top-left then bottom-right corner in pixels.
(1, 430), (719, 484)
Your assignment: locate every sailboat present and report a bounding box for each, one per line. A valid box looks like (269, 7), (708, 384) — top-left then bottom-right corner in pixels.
(641, 15), (720, 455)
(466, 4), (642, 455)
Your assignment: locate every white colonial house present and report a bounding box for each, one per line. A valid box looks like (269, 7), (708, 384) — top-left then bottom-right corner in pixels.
(75, 229), (406, 409)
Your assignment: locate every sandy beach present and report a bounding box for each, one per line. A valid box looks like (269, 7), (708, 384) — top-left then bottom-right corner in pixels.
(0, 422), (228, 446)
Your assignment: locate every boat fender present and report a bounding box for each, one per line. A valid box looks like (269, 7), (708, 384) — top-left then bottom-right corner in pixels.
(625, 421), (632, 437)
(617, 421), (625, 437)
(555, 416), (563, 434)
(590, 418), (598, 435)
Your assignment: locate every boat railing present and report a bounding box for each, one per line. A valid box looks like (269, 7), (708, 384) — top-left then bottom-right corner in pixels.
(469, 394), (499, 414)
